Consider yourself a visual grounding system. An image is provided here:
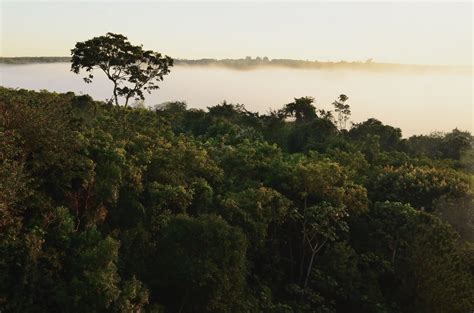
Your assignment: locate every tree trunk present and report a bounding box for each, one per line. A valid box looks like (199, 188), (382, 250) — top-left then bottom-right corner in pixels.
(124, 94), (132, 107)
(113, 82), (119, 106)
(303, 236), (329, 289)
(303, 249), (317, 289)
(298, 225), (306, 284)
(298, 197), (308, 284)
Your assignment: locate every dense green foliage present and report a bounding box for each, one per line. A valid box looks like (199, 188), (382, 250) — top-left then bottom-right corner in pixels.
(1, 87), (473, 312)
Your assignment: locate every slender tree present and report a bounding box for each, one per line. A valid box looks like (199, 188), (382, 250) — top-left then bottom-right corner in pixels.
(332, 94), (351, 130)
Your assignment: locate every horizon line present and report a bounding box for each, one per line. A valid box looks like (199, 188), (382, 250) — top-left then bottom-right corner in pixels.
(1, 56), (472, 68)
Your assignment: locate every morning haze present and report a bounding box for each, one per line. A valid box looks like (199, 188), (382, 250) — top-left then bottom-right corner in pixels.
(0, 1), (472, 136)
(2, 2), (474, 312)
(1, 2), (472, 65)
(0, 61), (472, 136)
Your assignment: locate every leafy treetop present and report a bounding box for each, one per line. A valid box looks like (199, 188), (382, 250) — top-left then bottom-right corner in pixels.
(71, 33), (173, 106)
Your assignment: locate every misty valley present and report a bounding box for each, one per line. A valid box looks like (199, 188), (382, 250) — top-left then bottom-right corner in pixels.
(0, 62), (471, 137)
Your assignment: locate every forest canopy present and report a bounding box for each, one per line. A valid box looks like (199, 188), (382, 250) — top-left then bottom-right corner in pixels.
(0, 86), (473, 313)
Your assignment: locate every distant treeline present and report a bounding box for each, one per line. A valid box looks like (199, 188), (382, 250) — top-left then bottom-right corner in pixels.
(1, 56), (471, 73)
(0, 56), (71, 64)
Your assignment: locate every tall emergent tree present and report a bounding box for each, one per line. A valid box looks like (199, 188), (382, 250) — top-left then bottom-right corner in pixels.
(332, 94), (351, 130)
(71, 33), (173, 106)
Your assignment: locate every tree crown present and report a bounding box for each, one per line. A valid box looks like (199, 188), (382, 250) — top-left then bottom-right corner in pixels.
(71, 32), (173, 106)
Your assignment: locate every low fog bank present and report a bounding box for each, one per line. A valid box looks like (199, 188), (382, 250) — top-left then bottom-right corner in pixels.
(176, 58), (472, 74)
(0, 57), (472, 74)
(0, 62), (472, 137)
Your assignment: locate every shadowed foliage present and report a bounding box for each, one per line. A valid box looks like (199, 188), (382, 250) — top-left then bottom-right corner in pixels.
(0, 86), (472, 313)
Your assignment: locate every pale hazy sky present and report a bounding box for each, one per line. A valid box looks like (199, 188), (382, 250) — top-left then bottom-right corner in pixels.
(1, 1), (472, 65)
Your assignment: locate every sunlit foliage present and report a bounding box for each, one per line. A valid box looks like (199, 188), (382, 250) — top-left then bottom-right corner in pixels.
(0, 86), (472, 313)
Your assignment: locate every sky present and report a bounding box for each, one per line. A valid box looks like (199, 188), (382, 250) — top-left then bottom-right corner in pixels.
(0, 1), (473, 65)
